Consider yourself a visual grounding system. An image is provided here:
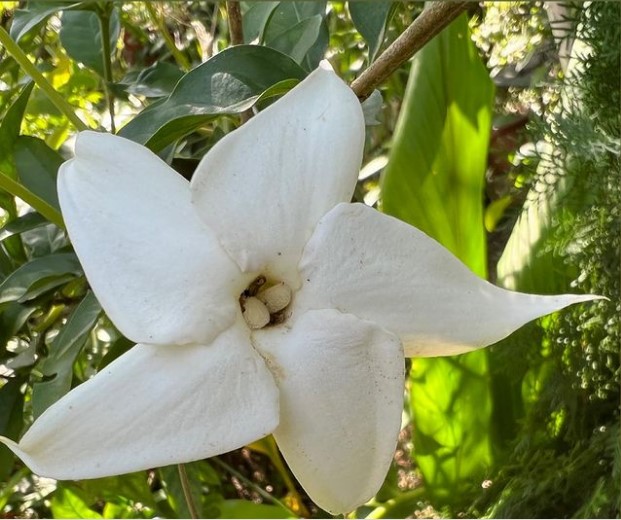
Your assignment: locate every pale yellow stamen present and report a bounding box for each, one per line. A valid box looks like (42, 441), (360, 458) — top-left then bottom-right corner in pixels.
(257, 282), (292, 314)
(242, 297), (270, 329)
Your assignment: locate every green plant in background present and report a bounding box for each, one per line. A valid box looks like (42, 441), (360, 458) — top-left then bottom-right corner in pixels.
(0, 2), (616, 518)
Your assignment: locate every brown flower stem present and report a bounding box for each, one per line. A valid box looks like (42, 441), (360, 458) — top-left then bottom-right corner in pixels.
(226, 1), (253, 123)
(351, 2), (468, 100)
(177, 463), (199, 519)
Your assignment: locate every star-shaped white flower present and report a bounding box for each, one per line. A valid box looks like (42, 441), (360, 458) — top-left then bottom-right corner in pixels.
(0, 62), (600, 514)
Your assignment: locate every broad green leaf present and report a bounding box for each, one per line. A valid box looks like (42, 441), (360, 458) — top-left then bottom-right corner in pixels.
(60, 9), (120, 77)
(0, 252), (82, 305)
(124, 61), (184, 98)
(381, 14), (495, 506)
(160, 461), (220, 518)
(349, 2), (396, 61)
(217, 499), (294, 518)
(0, 212), (48, 243)
(0, 378), (25, 481)
(15, 136), (62, 211)
(262, 1), (328, 70)
(51, 486), (103, 519)
(243, 2), (279, 43)
(265, 15), (323, 65)
(119, 45), (306, 151)
(32, 291), (101, 418)
(10, 2), (80, 43)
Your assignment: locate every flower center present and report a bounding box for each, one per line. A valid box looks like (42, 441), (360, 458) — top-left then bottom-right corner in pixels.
(240, 275), (292, 330)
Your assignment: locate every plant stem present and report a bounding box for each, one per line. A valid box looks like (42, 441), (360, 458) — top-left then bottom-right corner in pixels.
(226, 1), (253, 124)
(226, 1), (244, 45)
(0, 26), (89, 132)
(97, 6), (116, 134)
(351, 2), (468, 99)
(177, 463), (199, 519)
(145, 3), (191, 72)
(0, 167), (65, 229)
(212, 457), (298, 516)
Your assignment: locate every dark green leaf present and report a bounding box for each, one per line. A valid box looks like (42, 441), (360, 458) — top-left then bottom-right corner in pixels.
(32, 292), (101, 418)
(0, 82), (34, 178)
(262, 1), (328, 70)
(349, 2), (396, 61)
(125, 61), (184, 98)
(60, 9), (120, 77)
(119, 45), (306, 151)
(77, 473), (157, 510)
(242, 2), (279, 43)
(10, 2), (80, 43)
(265, 15), (323, 65)
(0, 302), (36, 356)
(0, 212), (48, 243)
(15, 136), (62, 211)
(381, 14), (495, 506)
(0, 252), (82, 305)
(0, 378), (25, 480)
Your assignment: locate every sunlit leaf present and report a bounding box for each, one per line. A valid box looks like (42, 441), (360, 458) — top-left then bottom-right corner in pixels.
(381, 14), (495, 506)
(51, 485), (103, 519)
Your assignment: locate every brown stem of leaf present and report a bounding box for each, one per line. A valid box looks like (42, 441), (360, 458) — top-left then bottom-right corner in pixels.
(351, 2), (468, 100)
(226, 1), (252, 123)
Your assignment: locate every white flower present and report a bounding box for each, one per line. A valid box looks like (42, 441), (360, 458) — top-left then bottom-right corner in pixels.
(0, 62), (600, 514)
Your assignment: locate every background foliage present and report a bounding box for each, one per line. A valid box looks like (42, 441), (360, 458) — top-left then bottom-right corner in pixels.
(0, 2), (618, 518)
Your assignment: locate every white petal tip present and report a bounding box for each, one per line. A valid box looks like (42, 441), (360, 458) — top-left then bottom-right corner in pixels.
(318, 59), (334, 72)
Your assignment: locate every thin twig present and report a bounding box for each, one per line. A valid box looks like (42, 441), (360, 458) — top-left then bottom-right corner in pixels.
(226, 1), (253, 123)
(177, 463), (200, 519)
(211, 457), (298, 516)
(226, 1), (244, 45)
(351, 2), (468, 100)
(145, 3), (191, 72)
(97, 6), (116, 134)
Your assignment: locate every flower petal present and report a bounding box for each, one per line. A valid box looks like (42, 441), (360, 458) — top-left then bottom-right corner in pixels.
(252, 309), (404, 514)
(58, 131), (249, 346)
(190, 62), (365, 287)
(297, 203), (603, 357)
(0, 322), (279, 480)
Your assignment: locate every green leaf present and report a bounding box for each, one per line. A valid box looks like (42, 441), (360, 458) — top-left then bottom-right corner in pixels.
(381, 14), (495, 507)
(217, 499), (294, 518)
(0, 302), (36, 356)
(32, 291), (101, 418)
(265, 15), (323, 65)
(0, 212), (48, 244)
(51, 486), (103, 519)
(77, 472), (157, 511)
(97, 336), (134, 370)
(0, 378), (25, 480)
(262, 1), (328, 70)
(15, 136), (62, 211)
(59, 8), (120, 77)
(0, 252), (82, 305)
(349, 1), (396, 61)
(124, 61), (184, 98)
(10, 2), (80, 43)
(0, 82), (34, 178)
(119, 45), (306, 151)
(497, 157), (587, 294)
(243, 2), (279, 43)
